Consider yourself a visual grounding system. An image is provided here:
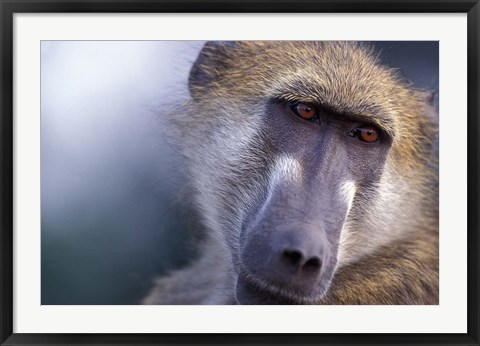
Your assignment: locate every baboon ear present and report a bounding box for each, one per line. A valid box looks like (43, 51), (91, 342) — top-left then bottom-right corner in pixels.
(189, 41), (238, 99)
(418, 90), (436, 106)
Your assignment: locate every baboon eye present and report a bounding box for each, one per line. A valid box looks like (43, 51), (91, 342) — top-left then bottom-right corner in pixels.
(290, 102), (318, 121)
(348, 126), (380, 143)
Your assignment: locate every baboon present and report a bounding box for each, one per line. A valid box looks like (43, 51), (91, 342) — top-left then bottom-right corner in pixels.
(143, 41), (438, 305)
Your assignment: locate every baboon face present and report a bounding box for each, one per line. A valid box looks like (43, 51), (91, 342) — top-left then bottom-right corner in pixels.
(183, 41), (416, 304)
(235, 100), (391, 304)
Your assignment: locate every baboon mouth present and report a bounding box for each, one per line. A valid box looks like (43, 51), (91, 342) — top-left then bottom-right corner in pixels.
(235, 275), (318, 305)
(235, 275), (294, 304)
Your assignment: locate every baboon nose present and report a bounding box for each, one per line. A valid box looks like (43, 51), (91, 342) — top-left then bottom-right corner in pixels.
(242, 229), (328, 294)
(281, 248), (323, 273)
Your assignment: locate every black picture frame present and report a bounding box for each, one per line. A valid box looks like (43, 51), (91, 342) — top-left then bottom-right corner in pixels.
(1, 1), (478, 345)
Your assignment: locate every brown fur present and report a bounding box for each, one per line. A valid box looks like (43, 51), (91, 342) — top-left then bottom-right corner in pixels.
(320, 229), (439, 304)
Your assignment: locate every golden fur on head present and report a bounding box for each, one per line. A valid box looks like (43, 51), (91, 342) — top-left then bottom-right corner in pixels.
(190, 41), (437, 163)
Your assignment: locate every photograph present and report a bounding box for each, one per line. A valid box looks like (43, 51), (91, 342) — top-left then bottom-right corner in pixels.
(2, 3), (479, 344)
(41, 40), (439, 305)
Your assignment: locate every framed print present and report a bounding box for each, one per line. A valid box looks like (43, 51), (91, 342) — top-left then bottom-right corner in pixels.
(1, 1), (479, 345)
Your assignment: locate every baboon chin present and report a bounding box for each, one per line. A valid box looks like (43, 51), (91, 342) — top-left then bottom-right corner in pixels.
(143, 41), (439, 305)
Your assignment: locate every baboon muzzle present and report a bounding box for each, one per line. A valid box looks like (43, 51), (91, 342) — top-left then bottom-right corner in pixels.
(237, 181), (346, 304)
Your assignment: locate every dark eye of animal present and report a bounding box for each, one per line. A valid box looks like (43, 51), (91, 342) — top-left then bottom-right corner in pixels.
(290, 102), (318, 121)
(348, 126), (380, 143)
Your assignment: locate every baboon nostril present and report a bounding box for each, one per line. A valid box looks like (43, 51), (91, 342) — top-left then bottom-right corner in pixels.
(282, 249), (303, 266)
(303, 257), (322, 271)
(281, 249), (323, 274)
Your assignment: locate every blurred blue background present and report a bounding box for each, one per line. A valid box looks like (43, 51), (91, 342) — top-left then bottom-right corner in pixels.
(41, 41), (438, 304)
